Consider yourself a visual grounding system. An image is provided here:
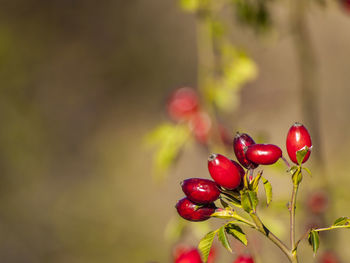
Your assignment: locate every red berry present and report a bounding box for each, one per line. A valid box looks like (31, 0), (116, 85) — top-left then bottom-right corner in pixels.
(233, 133), (258, 169)
(181, 178), (220, 204)
(176, 197), (215, 222)
(188, 112), (212, 144)
(233, 255), (254, 263)
(307, 191), (329, 215)
(319, 251), (340, 263)
(174, 248), (202, 263)
(231, 160), (245, 179)
(286, 123), (312, 164)
(245, 144), (282, 165)
(167, 87), (199, 121)
(208, 154), (242, 190)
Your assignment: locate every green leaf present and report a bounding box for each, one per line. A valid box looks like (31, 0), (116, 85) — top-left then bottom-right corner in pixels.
(243, 172), (249, 189)
(145, 123), (189, 180)
(222, 196), (242, 208)
(308, 230), (320, 256)
(211, 208), (236, 219)
(241, 191), (252, 213)
(250, 170), (262, 191)
(198, 230), (218, 263)
(262, 176), (272, 206)
(225, 223), (248, 246)
(296, 146), (310, 165)
(218, 226), (232, 253)
(333, 217), (350, 226)
(220, 198), (230, 208)
(302, 167), (312, 176)
(241, 190), (258, 213)
(248, 191), (259, 211)
(292, 169), (303, 186)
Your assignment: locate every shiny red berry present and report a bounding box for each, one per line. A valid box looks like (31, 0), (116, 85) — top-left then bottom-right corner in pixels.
(167, 87), (199, 121)
(231, 160), (245, 179)
(233, 133), (258, 169)
(181, 178), (220, 204)
(208, 154), (242, 190)
(174, 248), (202, 263)
(233, 255), (254, 263)
(176, 197), (215, 222)
(286, 123), (312, 164)
(245, 144), (282, 165)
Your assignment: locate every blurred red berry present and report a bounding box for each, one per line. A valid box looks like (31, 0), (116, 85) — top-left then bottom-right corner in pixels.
(342, 0), (350, 12)
(233, 255), (254, 263)
(207, 246), (217, 263)
(307, 191), (329, 214)
(176, 197), (215, 222)
(181, 178), (220, 204)
(167, 87), (199, 121)
(174, 248), (202, 263)
(188, 112), (212, 144)
(208, 154), (242, 190)
(319, 251), (340, 263)
(286, 123), (312, 164)
(233, 133), (258, 169)
(245, 144), (282, 165)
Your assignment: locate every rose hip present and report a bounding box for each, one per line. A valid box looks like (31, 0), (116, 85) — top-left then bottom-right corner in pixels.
(181, 178), (220, 204)
(208, 154), (242, 190)
(233, 255), (254, 263)
(245, 144), (282, 165)
(167, 87), (199, 121)
(176, 197), (215, 222)
(233, 133), (258, 169)
(174, 248), (202, 263)
(286, 122), (312, 164)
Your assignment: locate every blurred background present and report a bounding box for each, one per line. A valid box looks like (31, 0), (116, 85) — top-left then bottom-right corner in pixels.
(0, 0), (350, 262)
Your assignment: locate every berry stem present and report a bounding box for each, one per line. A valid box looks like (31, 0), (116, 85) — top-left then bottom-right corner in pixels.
(290, 181), (300, 252)
(281, 156), (291, 169)
(249, 212), (295, 262)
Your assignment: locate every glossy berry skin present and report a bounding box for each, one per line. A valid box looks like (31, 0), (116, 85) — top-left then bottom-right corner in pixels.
(233, 255), (254, 263)
(208, 154), (242, 190)
(176, 197), (215, 222)
(167, 87), (199, 121)
(245, 144), (282, 165)
(181, 178), (220, 204)
(174, 248), (202, 263)
(286, 123), (312, 164)
(233, 133), (258, 169)
(231, 160), (245, 178)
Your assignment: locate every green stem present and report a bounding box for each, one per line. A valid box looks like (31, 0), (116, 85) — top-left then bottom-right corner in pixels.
(314, 225), (350, 232)
(290, 184), (299, 251)
(250, 212), (295, 262)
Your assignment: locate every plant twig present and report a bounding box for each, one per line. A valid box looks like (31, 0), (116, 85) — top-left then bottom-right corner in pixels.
(290, 183), (299, 251)
(250, 212), (296, 262)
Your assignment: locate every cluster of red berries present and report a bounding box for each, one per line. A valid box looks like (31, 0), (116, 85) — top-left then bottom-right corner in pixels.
(176, 123), (312, 222)
(166, 87), (230, 145)
(173, 245), (254, 263)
